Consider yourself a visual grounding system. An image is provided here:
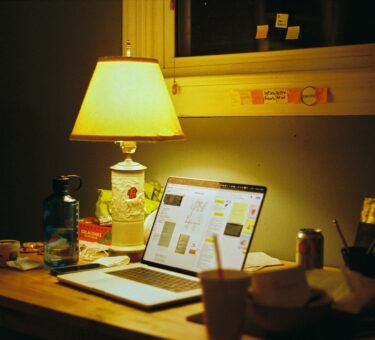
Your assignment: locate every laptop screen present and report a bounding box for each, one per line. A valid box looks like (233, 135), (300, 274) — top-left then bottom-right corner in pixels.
(142, 177), (266, 275)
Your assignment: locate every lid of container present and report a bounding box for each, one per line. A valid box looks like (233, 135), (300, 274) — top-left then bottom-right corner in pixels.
(52, 175), (82, 194)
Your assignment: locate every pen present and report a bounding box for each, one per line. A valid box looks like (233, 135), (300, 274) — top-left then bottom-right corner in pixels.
(332, 219), (349, 249)
(367, 240), (375, 254)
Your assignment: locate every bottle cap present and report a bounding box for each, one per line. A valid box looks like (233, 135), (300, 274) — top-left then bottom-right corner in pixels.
(52, 175), (82, 194)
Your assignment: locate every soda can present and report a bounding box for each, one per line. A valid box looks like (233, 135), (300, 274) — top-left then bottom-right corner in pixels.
(296, 228), (324, 269)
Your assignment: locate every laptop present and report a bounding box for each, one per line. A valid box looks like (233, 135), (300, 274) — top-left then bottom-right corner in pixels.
(57, 177), (267, 310)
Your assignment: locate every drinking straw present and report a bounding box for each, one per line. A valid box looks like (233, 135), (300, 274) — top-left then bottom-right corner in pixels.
(213, 234), (224, 279)
(332, 219), (349, 249)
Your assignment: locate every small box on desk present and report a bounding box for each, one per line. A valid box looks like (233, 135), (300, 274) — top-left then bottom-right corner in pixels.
(78, 217), (112, 245)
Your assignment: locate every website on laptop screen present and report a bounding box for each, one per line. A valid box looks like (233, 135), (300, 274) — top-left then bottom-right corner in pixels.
(143, 177), (266, 274)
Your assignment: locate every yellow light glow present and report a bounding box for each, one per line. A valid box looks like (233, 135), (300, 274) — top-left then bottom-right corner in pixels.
(70, 57), (184, 142)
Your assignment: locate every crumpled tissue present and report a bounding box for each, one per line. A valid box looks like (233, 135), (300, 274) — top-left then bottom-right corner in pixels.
(306, 268), (375, 314)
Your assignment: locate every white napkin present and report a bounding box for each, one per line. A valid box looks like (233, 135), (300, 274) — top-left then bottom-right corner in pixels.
(93, 255), (130, 267)
(244, 252), (282, 272)
(7, 257), (43, 271)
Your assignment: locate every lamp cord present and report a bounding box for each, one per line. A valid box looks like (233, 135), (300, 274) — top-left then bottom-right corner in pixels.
(172, 55), (178, 95)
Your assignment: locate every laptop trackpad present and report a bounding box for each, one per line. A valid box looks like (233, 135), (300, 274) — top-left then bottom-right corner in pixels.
(85, 277), (181, 304)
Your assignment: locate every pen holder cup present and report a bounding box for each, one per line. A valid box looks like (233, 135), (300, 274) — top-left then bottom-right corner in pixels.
(341, 246), (375, 278)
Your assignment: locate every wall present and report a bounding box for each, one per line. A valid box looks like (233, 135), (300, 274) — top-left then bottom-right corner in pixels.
(136, 116), (375, 266)
(1, 1), (374, 267)
(1, 0), (122, 241)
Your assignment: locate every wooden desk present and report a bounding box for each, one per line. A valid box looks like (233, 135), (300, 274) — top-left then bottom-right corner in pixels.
(0, 256), (294, 339)
(0, 256), (208, 339)
(3, 255), (289, 339)
(2, 257), (371, 339)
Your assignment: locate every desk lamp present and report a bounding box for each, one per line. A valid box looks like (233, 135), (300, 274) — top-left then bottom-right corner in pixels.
(70, 56), (184, 254)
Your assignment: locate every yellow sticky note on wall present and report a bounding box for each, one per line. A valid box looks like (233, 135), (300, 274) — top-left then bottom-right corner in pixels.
(256, 25), (269, 39)
(275, 13), (289, 28)
(286, 26), (300, 40)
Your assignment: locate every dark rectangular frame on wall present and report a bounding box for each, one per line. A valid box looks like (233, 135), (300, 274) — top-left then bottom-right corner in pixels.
(175, 0), (375, 57)
(123, 0), (375, 117)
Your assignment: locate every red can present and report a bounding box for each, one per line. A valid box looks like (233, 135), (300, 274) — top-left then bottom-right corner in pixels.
(296, 228), (324, 269)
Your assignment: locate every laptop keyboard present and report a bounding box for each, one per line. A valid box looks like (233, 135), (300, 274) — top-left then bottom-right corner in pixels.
(109, 267), (200, 292)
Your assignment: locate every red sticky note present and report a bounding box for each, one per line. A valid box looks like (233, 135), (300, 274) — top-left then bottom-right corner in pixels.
(251, 90), (264, 104)
(288, 88), (301, 103)
(316, 87), (328, 103)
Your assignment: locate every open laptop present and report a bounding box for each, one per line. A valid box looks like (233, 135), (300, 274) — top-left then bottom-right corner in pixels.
(57, 177), (267, 310)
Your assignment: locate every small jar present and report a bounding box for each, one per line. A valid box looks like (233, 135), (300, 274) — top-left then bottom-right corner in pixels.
(0, 240), (20, 267)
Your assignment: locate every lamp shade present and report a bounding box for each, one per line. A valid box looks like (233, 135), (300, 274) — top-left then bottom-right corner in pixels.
(70, 57), (184, 142)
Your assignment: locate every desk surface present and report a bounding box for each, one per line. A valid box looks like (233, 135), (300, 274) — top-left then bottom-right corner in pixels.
(4, 254), (295, 339)
(2, 256), (373, 339)
(0, 256), (351, 340)
(0, 255), (212, 339)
